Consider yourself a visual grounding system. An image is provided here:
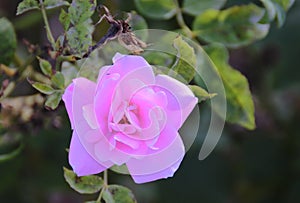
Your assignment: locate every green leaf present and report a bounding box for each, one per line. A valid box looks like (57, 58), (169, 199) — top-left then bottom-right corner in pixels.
(274, 2), (286, 27)
(66, 0), (96, 54)
(44, 0), (69, 10)
(183, 0), (226, 16)
(0, 143), (24, 163)
(143, 51), (174, 68)
(189, 85), (217, 102)
(103, 185), (137, 203)
(134, 0), (177, 20)
(51, 72), (65, 89)
(273, 0), (295, 10)
(68, 0), (96, 25)
(129, 11), (148, 31)
(45, 91), (63, 109)
(260, 0), (277, 23)
(170, 35), (196, 84)
(59, 9), (70, 31)
(204, 44), (255, 130)
(16, 0), (39, 15)
(109, 164), (130, 175)
(63, 167), (104, 194)
(32, 82), (55, 94)
(37, 57), (52, 76)
(0, 18), (17, 65)
(260, 0), (294, 27)
(66, 24), (93, 53)
(192, 4), (270, 48)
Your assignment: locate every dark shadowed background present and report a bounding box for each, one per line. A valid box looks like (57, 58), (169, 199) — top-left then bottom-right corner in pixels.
(1, 0), (300, 202)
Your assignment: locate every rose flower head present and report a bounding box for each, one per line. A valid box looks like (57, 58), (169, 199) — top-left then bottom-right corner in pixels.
(63, 53), (198, 183)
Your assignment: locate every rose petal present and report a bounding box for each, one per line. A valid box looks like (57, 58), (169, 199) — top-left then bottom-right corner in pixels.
(111, 54), (153, 78)
(126, 128), (185, 176)
(69, 131), (112, 176)
(95, 54), (155, 135)
(112, 52), (125, 63)
(71, 78), (111, 164)
(96, 65), (111, 84)
(131, 158), (182, 184)
(62, 83), (75, 129)
(83, 104), (99, 129)
(72, 78), (101, 141)
(155, 74), (198, 125)
(94, 139), (130, 165)
(113, 133), (140, 149)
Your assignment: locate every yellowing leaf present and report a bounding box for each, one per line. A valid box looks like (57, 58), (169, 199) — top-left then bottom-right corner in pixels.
(204, 44), (256, 130)
(171, 36), (196, 83)
(63, 167), (104, 194)
(189, 85), (217, 102)
(32, 82), (55, 95)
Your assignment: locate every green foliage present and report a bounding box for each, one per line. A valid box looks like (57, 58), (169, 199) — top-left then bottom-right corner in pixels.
(109, 164), (130, 175)
(134, 0), (177, 19)
(183, 0), (226, 16)
(37, 56), (52, 76)
(204, 44), (255, 130)
(51, 72), (65, 89)
(103, 185), (137, 203)
(63, 167), (104, 194)
(260, 0), (295, 27)
(44, 0), (69, 9)
(32, 82), (55, 95)
(274, 0), (295, 10)
(45, 91), (63, 109)
(68, 0), (95, 25)
(192, 4), (269, 48)
(17, 0), (68, 15)
(32, 56), (65, 109)
(59, 9), (71, 30)
(16, 0), (39, 15)
(170, 36), (196, 83)
(143, 52), (174, 68)
(0, 143), (24, 163)
(189, 85), (217, 103)
(0, 18), (17, 65)
(130, 11), (148, 31)
(65, 0), (96, 54)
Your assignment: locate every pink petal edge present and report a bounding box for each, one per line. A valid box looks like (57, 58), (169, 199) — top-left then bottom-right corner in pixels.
(131, 158), (182, 184)
(62, 83), (75, 129)
(126, 131), (185, 177)
(69, 131), (112, 176)
(155, 74), (198, 125)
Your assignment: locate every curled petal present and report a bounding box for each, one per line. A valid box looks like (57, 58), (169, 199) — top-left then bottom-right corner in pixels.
(131, 158), (182, 184)
(126, 129), (185, 176)
(94, 139), (130, 165)
(155, 75), (198, 125)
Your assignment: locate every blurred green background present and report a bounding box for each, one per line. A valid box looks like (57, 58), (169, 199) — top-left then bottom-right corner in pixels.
(1, 0), (300, 202)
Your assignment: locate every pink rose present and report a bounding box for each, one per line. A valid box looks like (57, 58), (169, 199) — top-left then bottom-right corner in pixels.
(63, 53), (198, 183)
